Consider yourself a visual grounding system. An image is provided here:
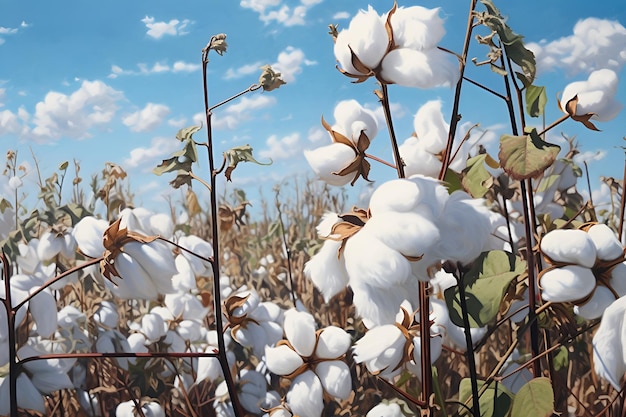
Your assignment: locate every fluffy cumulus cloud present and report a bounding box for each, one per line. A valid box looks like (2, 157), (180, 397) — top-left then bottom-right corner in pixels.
(108, 61), (200, 78)
(123, 103), (170, 132)
(240, 0), (322, 26)
(272, 46), (316, 83)
(27, 80), (123, 143)
(332, 11), (351, 20)
(141, 16), (191, 39)
(528, 18), (626, 75)
(224, 62), (264, 80)
(259, 133), (300, 160)
(212, 95), (276, 130)
(124, 136), (181, 169)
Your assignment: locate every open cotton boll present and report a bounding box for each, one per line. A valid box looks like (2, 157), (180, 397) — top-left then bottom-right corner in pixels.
(332, 99), (378, 143)
(368, 176), (448, 219)
(304, 240), (349, 302)
(364, 211), (440, 260)
(304, 144), (357, 186)
(587, 224), (624, 261)
(380, 48), (459, 88)
(389, 6), (445, 51)
(436, 192), (492, 264)
(148, 213), (174, 239)
(560, 69), (622, 121)
(73, 216), (107, 258)
(540, 229), (597, 268)
(315, 361), (352, 400)
(399, 137), (443, 178)
(574, 286), (617, 320)
(333, 6), (388, 76)
(353, 324), (406, 376)
(344, 227), (412, 288)
(366, 403), (404, 417)
(351, 278), (420, 328)
(540, 265), (596, 303)
(286, 370), (324, 417)
(284, 309), (317, 358)
(592, 295), (626, 390)
(412, 100), (448, 154)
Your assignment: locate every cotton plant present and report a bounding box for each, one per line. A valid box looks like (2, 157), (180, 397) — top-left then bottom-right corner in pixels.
(332, 4), (458, 88)
(539, 223), (626, 319)
(304, 99), (379, 186)
(264, 309), (352, 417)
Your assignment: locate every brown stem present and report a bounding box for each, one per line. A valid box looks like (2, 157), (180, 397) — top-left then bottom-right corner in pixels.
(536, 114), (570, 138)
(202, 48), (246, 417)
(2, 252), (18, 417)
(438, 0), (478, 180)
(364, 152), (397, 170)
(208, 84), (262, 112)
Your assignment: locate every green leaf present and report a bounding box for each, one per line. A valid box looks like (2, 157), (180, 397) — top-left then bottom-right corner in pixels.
(175, 125), (202, 142)
(553, 346), (569, 371)
(510, 378), (554, 417)
(445, 250), (527, 328)
(525, 84), (547, 117)
(432, 367), (449, 417)
(479, 0), (536, 83)
(535, 174), (560, 193)
(461, 154), (499, 198)
(458, 378), (514, 417)
(443, 168), (463, 194)
(498, 128), (560, 180)
(58, 203), (93, 227)
(223, 144), (272, 181)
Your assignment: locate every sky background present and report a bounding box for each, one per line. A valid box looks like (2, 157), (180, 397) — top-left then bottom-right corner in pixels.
(1, 0), (626, 216)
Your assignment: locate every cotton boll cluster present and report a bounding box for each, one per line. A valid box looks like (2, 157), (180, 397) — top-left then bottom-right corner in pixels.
(399, 100), (468, 178)
(539, 223), (626, 319)
(334, 5), (458, 88)
(264, 309), (352, 417)
(305, 176), (492, 327)
(304, 100), (378, 186)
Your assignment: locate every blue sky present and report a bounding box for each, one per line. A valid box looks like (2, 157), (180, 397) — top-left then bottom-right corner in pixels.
(1, 0), (626, 214)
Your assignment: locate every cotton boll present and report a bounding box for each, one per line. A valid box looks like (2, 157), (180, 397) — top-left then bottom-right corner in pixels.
(148, 213), (174, 239)
(364, 211), (440, 260)
(587, 224), (624, 261)
(366, 403), (404, 417)
(390, 6), (445, 50)
(304, 144), (356, 186)
(304, 240), (349, 302)
(284, 309), (317, 358)
(368, 176), (448, 219)
(574, 286), (617, 319)
(399, 137), (443, 178)
(380, 48), (459, 89)
(316, 212), (341, 238)
(412, 100), (448, 153)
(315, 361), (351, 399)
(592, 295), (626, 390)
(353, 324), (406, 376)
(332, 99), (378, 143)
(539, 265), (597, 303)
(351, 279), (418, 328)
(316, 326), (351, 359)
(540, 229), (597, 268)
(73, 216), (108, 258)
(334, 7), (388, 76)
(344, 227), (412, 288)
(287, 371), (324, 417)
(561, 69), (622, 122)
(436, 192), (492, 264)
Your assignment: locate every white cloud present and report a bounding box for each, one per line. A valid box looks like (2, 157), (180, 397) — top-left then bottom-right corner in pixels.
(332, 11), (350, 20)
(108, 61), (199, 78)
(308, 126), (326, 143)
(168, 117), (188, 128)
(124, 136), (181, 169)
(123, 103), (170, 132)
(272, 46), (316, 83)
(0, 109), (24, 135)
(241, 0), (322, 26)
(259, 133), (300, 160)
(0, 88), (5, 106)
(212, 95), (276, 130)
(528, 18), (626, 75)
(0, 22), (28, 44)
(574, 149), (607, 165)
(224, 62), (263, 80)
(27, 80), (123, 143)
(141, 16), (191, 39)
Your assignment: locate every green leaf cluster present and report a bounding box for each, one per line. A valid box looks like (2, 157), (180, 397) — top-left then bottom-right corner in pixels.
(445, 250), (526, 328)
(153, 125), (201, 189)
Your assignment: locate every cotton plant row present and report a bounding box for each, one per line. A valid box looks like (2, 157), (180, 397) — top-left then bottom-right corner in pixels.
(2, 1), (626, 417)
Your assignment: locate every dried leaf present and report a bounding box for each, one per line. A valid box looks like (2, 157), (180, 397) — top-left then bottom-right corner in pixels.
(499, 128), (560, 180)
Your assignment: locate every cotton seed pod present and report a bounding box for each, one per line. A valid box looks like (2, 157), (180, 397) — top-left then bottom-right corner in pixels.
(540, 229), (597, 268)
(539, 265), (596, 303)
(368, 176), (449, 220)
(587, 223), (624, 261)
(609, 261), (626, 297)
(574, 285), (616, 320)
